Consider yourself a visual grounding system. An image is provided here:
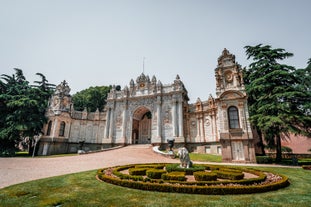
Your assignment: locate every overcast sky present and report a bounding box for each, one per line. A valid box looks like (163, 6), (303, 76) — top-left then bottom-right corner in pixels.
(1, 0), (310, 102)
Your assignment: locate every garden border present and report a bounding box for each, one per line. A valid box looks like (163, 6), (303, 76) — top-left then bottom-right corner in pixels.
(97, 163), (290, 195)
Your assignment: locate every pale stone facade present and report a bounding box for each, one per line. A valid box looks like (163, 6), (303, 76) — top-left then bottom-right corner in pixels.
(38, 49), (256, 163)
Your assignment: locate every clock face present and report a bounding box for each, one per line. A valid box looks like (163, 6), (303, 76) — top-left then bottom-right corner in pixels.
(140, 83), (145, 88)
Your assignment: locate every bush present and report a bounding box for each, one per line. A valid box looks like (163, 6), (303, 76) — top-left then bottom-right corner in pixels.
(146, 169), (166, 179)
(129, 168), (147, 176)
(165, 164), (205, 175)
(256, 156), (273, 164)
(213, 170), (244, 180)
(298, 160), (311, 166)
(281, 146), (293, 153)
(97, 167), (290, 195)
(302, 165), (311, 170)
(193, 171), (217, 181)
(136, 164), (164, 169)
(162, 172), (187, 181)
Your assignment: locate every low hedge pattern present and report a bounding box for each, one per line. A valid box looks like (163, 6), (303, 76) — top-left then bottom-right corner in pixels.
(146, 169), (166, 179)
(97, 163), (290, 195)
(213, 170), (244, 180)
(166, 164), (206, 175)
(162, 172), (187, 181)
(193, 171), (217, 181)
(129, 168), (147, 176)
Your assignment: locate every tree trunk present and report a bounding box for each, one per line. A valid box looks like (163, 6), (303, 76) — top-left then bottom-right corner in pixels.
(28, 138), (34, 156)
(257, 130), (266, 155)
(275, 134), (282, 163)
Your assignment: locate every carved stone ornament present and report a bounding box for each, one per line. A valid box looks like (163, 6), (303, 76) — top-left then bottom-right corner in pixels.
(224, 71), (233, 83)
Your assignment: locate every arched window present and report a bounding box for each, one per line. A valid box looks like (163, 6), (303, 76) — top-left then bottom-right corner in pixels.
(59, 121), (66, 137)
(228, 106), (240, 129)
(46, 121), (52, 136)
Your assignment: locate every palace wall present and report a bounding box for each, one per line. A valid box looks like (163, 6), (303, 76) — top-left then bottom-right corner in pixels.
(38, 49), (257, 163)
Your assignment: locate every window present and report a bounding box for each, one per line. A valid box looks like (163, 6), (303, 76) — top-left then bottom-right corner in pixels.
(228, 106), (240, 129)
(46, 121), (52, 136)
(59, 121), (66, 137)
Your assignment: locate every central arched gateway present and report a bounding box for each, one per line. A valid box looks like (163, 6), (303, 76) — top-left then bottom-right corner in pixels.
(132, 106), (152, 144)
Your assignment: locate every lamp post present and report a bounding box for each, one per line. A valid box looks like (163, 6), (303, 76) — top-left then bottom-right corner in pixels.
(32, 134), (42, 158)
(167, 138), (175, 156)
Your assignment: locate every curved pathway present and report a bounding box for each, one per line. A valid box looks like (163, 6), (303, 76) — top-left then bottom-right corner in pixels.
(0, 145), (297, 189)
(0, 145), (176, 189)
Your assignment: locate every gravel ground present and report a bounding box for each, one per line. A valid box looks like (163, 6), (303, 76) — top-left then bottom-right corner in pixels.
(0, 145), (175, 189)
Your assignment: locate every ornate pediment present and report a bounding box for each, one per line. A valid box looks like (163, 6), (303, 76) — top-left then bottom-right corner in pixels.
(217, 48), (236, 67)
(219, 91), (245, 100)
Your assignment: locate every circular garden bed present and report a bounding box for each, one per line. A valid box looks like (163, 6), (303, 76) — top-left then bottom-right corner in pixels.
(97, 163), (290, 195)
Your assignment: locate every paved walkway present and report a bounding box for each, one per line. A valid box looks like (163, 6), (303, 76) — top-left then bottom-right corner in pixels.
(0, 145), (297, 189)
(0, 145), (176, 189)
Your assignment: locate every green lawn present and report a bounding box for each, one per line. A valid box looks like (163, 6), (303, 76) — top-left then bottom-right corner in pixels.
(14, 151), (77, 158)
(0, 166), (310, 207)
(190, 153), (222, 162)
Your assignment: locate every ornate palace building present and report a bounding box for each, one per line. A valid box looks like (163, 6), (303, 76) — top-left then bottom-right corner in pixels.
(38, 49), (257, 163)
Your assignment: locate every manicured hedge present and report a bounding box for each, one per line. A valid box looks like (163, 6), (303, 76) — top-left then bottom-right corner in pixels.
(162, 172), (187, 181)
(146, 169), (166, 179)
(97, 163), (290, 195)
(213, 170), (244, 180)
(129, 168), (147, 176)
(302, 165), (311, 170)
(193, 171), (217, 181)
(136, 164), (164, 169)
(98, 170), (289, 195)
(256, 156), (273, 164)
(165, 164), (205, 175)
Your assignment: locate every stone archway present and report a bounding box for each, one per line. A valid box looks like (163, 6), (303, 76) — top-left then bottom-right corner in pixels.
(132, 106), (152, 144)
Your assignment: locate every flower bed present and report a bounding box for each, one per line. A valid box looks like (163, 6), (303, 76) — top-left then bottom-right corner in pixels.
(97, 163), (290, 195)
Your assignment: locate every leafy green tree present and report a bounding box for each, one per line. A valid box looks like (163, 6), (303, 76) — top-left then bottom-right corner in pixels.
(0, 69), (54, 156)
(72, 86), (111, 112)
(243, 44), (311, 162)
(293, 58), (311, 117)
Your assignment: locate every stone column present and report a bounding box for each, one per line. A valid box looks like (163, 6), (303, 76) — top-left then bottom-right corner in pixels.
(195, 115), (201, 141)
(122, 104), (127, 143)
(109, 108), (114, 139)
(52, 119), (58, 139)
(201, 115), (205, 142)
(104, 108), (110, 139)
(178, 100), (184, 138)
(171, 98), (178, 137)
(156, 96), (162, 139)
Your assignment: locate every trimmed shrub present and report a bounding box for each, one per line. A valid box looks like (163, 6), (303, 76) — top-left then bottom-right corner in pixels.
(302, 165), (311, 170)
(98, 169), (290, 195)
(136, 164), (164, 169)
(129, 168), (147, 176)
(213, 170), (244, 180)
(256, 156), (273, 164)
(165, 164), (205, 175)
(146, 169), (166, 179)
(193, 171), (217, 181)
(219, 168), (242, 173)
(162, 172), (187, 181)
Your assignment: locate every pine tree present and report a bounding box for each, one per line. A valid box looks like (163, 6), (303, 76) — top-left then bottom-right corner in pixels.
(244, 44), (311, 162)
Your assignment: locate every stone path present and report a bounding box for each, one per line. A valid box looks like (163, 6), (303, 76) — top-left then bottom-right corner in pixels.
(0, 145), (176, 189)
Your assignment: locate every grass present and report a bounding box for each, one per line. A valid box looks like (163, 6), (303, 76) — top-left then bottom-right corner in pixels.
(190, 153), (222, 162)
(1, 167), (310, 207)
(14, 151), (77, 158)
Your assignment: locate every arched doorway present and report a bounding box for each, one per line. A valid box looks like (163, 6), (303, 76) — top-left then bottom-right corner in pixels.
(132, 107), (152, 144)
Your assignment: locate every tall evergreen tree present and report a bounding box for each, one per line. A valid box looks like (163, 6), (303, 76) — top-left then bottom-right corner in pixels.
(0, 69), (54, 156)
(243, 44), (311, 162)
